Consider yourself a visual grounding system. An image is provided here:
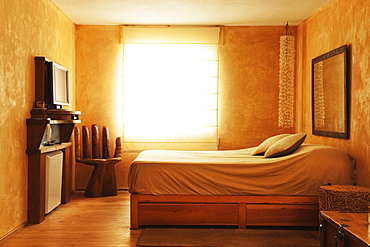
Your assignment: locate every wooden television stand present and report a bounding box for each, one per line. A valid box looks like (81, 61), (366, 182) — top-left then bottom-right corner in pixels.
(27, 109), (81, 224)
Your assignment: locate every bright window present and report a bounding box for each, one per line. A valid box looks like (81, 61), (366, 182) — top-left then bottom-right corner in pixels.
(122, 27), (219, 151)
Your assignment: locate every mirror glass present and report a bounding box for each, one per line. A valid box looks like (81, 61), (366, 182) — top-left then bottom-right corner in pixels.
(312, 45), (349, 139)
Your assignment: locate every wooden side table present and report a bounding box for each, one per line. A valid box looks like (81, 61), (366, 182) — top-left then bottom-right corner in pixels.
(320, 211), (370, 247)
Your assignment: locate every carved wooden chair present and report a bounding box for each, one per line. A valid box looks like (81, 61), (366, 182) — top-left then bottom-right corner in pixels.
(74, 124), (122, 197)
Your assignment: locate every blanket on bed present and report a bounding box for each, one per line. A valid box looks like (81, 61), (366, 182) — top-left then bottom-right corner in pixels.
(128, 144), (356, 196)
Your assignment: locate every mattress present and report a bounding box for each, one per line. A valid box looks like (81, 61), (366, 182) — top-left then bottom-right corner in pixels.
(128, 144), (356, 196)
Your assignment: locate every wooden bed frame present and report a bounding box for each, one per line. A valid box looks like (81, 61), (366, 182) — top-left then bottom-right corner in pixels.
(130, 194), (319, 229)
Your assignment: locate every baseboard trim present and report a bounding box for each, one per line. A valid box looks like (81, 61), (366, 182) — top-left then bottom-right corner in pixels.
(0, 221), (27, 243)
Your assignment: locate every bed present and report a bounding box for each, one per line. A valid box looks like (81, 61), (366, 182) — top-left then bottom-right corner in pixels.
(128, 135), (356, 229)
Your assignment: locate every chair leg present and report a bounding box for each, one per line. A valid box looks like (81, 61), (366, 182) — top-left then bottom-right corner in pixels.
(102, 163), (118, 196)
(84, 162), (118, 197)
(85, 165), (105, 197)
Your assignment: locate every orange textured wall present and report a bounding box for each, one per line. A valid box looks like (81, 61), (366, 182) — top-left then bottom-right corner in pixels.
(75, 25), (128, 189)
(0, 0), (75, 240)
(75, 25), (295, 188)
(297, 0), (370, 186)
(218, 26), (295, 150)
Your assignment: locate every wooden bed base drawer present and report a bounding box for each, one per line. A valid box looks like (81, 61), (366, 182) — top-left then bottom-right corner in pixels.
(130, 194), (319, 229)
(138, 203), (239, 226)
(246, 204), (319, 226)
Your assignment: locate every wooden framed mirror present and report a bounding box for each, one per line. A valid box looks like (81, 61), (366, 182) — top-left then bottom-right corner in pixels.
(312, 45), (349, 139)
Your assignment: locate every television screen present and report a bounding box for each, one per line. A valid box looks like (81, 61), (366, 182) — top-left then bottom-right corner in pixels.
(52, 62), (69, 107)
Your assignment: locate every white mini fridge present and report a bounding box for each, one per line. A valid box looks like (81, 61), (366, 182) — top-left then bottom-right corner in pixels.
(45, 150), (63, 214)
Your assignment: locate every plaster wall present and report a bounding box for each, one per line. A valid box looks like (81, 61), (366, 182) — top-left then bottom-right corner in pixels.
(75, 25), (128, 189)
(0, 0), (76, 239)
(296, 0), (370, 186)
(75, 25), (294, 188)
(218, 26), (295, 150)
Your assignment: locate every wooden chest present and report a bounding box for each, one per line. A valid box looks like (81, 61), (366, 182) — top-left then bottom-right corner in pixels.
(320, 211), (370, 247)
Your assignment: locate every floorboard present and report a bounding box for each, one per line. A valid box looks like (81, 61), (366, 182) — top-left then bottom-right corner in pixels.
(0, 191), (141, 247)
(0, 191), (319, 247)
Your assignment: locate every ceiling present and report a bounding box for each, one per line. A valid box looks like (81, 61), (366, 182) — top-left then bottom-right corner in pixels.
(50, 0), (330, 26)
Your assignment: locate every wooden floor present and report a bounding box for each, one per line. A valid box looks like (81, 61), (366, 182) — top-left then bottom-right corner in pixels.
(0, 191), (142, 247)
(1, 191), (319, 247)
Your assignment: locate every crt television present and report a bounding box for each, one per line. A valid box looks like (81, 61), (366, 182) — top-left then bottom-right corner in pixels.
(46, 61), (69, 109)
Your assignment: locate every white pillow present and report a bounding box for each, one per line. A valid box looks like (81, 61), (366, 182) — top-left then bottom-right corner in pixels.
(252, 134), (290, 155)
(264, 133), (307, 158)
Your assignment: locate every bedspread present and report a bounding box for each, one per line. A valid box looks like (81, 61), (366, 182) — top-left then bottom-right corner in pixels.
(128, 144), (356, 196)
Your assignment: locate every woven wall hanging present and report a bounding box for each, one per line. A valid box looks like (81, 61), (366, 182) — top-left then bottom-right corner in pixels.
(278, 23), (295, 128)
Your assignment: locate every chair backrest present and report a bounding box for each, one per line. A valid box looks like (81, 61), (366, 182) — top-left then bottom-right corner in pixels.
(74, 124), (121, 161)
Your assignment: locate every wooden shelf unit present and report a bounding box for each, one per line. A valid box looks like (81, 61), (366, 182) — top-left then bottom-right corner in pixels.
(27, 110), (81, 224)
